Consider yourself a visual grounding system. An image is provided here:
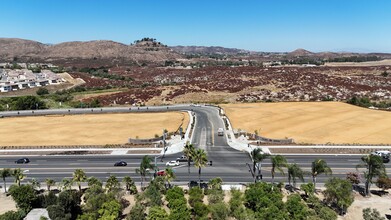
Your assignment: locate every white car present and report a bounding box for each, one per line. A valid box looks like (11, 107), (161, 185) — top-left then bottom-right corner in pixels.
(371, 151), (390, 157)
(166, 160), (180, 166)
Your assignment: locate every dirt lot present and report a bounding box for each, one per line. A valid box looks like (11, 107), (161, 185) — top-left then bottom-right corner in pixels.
(0, 193), (17, 215)
(0, 112), (189, 146)
(222, 102), (391, 145)
(341, 193), (391, 220)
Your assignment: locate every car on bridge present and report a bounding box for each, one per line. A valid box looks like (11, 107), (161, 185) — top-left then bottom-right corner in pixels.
(114, 161), (127, 166)
(15, 157), (30, 164)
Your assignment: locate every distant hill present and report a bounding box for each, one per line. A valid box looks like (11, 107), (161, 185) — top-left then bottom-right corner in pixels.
(0, 38), (181, 64)
(1, 38), (391, 65)
(287, 48), (315, 57)
(170, 45), (255, 55)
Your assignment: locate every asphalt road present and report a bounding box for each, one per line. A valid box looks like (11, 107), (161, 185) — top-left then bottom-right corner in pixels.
(1, 105), (390, 186)
(1, 154), (390, 186)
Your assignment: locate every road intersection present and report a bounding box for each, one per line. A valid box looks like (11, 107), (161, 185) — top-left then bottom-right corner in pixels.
(0, 105), (390, 186)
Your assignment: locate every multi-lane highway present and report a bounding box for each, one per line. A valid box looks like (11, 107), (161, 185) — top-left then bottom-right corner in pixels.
(1, 154), (390, 186)
(0, 105), (390, 186)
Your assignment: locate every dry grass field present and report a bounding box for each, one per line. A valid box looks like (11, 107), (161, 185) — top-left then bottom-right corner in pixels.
(222, 102), (391, 144)
(0, 112), (188, 146)
(324, 59), (391, 67)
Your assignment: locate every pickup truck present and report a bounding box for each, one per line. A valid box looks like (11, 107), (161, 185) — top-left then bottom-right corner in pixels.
(217, 128), (224, 136)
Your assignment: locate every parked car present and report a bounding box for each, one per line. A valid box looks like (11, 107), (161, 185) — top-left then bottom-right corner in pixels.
(15, 157), (30, 164)
(166, 160), (180, 166)
(157, 170), (166, 176)
(114, 161), (127, 166)
(176, 155), (192, 162)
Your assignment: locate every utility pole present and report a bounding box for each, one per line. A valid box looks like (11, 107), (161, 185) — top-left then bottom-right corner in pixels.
(161, 129), (167, 162)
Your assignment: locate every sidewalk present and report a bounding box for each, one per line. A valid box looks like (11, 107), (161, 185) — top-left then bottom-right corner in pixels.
(222, 115), (271, 155)
(161, 110), (194, 155)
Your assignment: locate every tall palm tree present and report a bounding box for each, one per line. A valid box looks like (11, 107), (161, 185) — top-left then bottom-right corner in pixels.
(0, 168), (12, 193)
(164, 167), (176, 188)
(311, 158), (332, 192)
(271, 155), (288, 188)
(287, 163), (304, 190)
(136, 155), (155, 189)
(192, 149), (208, 185)
(183, 143), (195, 177)
(45, 178), (56, 191)
(60, 178), (73, 191)
(12, 168), (25, 186)
(250, 148), (269, 183)
(122, 176), (134, 191)
(356, 154), (386, 196)
(73, 169), (87, 192)
(105, 175), (120, 192)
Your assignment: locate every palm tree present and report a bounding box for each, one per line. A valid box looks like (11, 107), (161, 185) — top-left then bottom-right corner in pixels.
(73, 169), (87, 192)
(45, 178), (56, 191)
(271, 155), (288, 188)
(183, 143), (195, 177)
(0, 168), (12, 193)
(192, 149), (208, 185)
(311, 158), (332, 192)
(136, 155), (155, 189)
(209, 177), (223, 190)
(106, 175), (120, 192)
(287, 163), (304, 190)
(122, 176), (134, 191)
(29, 178), (41, 190)
(12, 168), (25, 186)
(250, 148), (269, 183)
(60, 178), (73, 191)
(87, 176), (102, 188)
(356, 154), (386, 196)
(164, 167), (176, 188)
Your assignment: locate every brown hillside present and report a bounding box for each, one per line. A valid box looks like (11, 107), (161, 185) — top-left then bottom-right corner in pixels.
(0, 38), (182, 64)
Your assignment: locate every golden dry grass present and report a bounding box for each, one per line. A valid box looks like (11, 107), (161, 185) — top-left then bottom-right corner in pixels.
(324, 59), (391, 67)
(0, 112), (188, 146)
(222, 102), (391, 144)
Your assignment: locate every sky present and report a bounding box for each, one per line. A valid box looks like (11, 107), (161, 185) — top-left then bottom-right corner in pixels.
(1, 0), (391, 52)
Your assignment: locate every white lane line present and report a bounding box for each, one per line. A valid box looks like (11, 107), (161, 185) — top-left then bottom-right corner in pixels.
(200, 128), (207, 149)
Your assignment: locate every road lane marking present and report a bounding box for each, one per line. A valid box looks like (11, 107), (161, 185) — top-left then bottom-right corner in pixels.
(207, 116), (215, 147)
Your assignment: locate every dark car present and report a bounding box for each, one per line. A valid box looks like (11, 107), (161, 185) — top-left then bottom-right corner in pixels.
(188, 180), (198, 188)
(15, 157), (30, 164)
(114, 161), (127, 166)
(188, 180), (208, 189)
